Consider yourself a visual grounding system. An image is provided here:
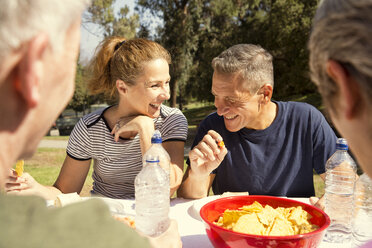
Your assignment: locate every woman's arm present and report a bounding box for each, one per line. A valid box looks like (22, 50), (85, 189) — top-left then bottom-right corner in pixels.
(163, 141), (185, 197)
(53, 156), (91, 194)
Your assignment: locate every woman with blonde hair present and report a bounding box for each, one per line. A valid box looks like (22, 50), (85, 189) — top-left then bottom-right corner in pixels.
(7, 37), (188, 200)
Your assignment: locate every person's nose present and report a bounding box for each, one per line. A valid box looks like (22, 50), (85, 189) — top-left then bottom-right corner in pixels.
(159, 85), (170, 100)
(214, 97), (229, 116)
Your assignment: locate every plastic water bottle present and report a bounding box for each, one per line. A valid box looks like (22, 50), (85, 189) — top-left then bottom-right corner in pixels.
(143, 130), (170, 178)
(324, 138), (357, 244)
(135, 154), (170, 237)
(352, 173), (372, 247)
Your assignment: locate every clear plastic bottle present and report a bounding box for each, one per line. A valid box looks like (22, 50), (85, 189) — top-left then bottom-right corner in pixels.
(135, 154), (170, 237)
(143, 130), (170, 178)
(352, 173), (372, 247)
(324, 138), (357, 244)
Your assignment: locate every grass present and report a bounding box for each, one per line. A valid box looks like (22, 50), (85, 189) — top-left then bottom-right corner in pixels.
(20, 148), (93, 196)
(43, 136), (69, 141)
(183, 103), (216, 126)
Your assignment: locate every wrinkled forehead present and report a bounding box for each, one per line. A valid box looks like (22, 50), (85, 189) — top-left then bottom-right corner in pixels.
(212, 71), (252, 95)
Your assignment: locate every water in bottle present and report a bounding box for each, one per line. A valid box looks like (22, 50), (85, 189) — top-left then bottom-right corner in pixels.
(324, 138), (357, 244)
(143, 130), (170, 177)
(135, 154), (170, 237)
(352, 173), (372, 247)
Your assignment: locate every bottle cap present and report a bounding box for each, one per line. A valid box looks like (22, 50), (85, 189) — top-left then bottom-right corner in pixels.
(336, 138), (348, 150)
(151, 130), (162, 144)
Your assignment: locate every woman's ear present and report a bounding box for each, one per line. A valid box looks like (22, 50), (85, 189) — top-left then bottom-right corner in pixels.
(116, 79), (128, 95)
(16, 33), (49, 108)
(326, 60), (361, 119)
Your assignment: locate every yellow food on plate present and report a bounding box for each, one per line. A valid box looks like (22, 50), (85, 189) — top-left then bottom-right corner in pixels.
(113, 215), (135, 228)
(214, 201), (318, 236)
(15, 160), (24, 177)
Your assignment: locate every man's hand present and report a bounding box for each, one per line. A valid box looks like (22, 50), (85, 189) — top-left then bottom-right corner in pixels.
(148, 220), (182, 248)
(310, 196), (325, 210)
(188, 130), (227, 178)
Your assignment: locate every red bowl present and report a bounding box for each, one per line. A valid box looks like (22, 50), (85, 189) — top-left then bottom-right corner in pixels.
(200, 195), (330, 248)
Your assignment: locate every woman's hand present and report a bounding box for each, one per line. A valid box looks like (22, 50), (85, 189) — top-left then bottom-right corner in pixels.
(111, 115), (154, 142)
(6, 169), (43, 196)
(111, 115), (155, 155)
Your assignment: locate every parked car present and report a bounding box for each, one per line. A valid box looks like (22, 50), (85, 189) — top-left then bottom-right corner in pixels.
(56, 117), (80, 136)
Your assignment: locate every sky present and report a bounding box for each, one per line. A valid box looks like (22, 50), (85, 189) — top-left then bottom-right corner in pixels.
(79, 0), (136, 63)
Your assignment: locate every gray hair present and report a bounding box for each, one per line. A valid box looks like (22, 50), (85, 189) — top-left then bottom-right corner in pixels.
(211, 44), (274, 93)
(309, 0), (372, 109)
(0, 0), (90, 61)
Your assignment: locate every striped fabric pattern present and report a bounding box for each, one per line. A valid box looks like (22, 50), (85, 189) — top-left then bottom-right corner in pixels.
(66, 105), (188, 199)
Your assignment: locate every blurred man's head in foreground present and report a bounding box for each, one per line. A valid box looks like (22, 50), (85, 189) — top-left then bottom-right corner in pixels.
(0, 0), (89, 185)
(309, 0), (372, 176)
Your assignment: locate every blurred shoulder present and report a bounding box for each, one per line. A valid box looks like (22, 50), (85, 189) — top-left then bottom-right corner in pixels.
(160, 104), (185, 117)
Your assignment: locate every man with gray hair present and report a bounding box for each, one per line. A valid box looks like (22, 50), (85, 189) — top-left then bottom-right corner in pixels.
(309, 0), (372, 214)
(178, 44), (337, 207)
(0, 1), (180, 247)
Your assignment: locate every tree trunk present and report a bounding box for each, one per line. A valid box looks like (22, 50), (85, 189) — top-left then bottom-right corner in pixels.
(170, 79), (178, 107)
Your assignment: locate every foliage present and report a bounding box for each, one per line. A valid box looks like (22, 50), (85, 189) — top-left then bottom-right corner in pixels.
(84, 0), (139, 38)
(82, 0), (322, 108)
(136, 0), (204, 109)
(137, 0), (320, 106)
(67, 62), (90, 115)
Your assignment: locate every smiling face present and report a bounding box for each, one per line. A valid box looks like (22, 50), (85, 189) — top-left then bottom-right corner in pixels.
(124, 58), (170, 118)
(212, 71), (263, 132)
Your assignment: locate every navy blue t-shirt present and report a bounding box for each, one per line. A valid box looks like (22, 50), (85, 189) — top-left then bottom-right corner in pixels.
(190, 101), (337, 197)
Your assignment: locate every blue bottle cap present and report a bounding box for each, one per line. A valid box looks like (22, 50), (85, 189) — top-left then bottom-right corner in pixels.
(336, 138), (348, 150)
(151, 130), (162, 144)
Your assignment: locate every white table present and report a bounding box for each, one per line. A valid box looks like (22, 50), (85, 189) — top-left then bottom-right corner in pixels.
(96, 196), (351, 248)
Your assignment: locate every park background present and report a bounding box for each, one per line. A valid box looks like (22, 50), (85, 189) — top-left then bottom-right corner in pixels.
(25, 0), (328, 197)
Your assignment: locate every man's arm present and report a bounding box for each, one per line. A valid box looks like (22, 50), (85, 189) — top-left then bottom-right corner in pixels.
(177, 167), (216, 199)
(177, 130), (227, 199)
(310, 173), (326, 209)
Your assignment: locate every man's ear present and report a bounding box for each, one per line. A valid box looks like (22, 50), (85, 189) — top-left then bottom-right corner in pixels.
(326, 60), (361, 119)
(258, 84), (273, 104)
(116, 79), (128, 94)
(16, 33), (49, 108)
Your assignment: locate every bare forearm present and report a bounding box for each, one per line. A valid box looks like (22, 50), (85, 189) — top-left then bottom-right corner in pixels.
(169, 163), (183, 196)
(37, 185), (63, 200)
(139, 126), (154, 156)
(177, 169), (210, 199)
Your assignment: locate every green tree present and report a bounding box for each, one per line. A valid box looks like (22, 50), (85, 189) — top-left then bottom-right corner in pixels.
(137, 0), (204, 109)
(84, 0), (139, 38)
(67, 62), (90, 115)
(187, 0), (319, 102)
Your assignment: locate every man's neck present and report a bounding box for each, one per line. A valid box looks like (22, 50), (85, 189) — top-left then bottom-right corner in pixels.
(0, 132), (19, 189)
(253, 101), (278, 130)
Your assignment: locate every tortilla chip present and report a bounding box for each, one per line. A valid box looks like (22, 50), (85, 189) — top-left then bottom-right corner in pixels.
(216, 201), (319, 236)
(15, 160), (24, 177)
(257, 205), (278, 226)
(240, 201), (264, 213)
(288, 206), (310, 226)
(221, 209), (249, 229)
(233, 213), (265, 235)
(268, 217), (295, 236)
